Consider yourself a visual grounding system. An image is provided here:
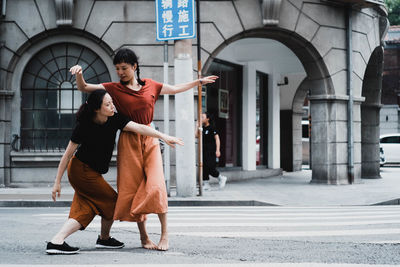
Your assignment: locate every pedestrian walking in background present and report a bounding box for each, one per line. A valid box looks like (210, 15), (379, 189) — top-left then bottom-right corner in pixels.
(46, 89), (183, 255)
(70, 48), (217, 251)
(196, 112), (227, 190)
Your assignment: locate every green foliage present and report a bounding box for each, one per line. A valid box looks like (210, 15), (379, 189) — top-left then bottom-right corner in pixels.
(386, 0), (400, 26)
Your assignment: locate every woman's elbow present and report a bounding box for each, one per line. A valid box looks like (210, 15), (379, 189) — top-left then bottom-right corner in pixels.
(78, 86), (90, 93)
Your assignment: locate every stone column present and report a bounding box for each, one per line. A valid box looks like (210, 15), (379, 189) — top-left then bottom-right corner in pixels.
(242, 63), (256, 171)
(0, 91), (14, 187)
(291, 111), (303, 171)
(309, 95), (362, 184)
(174, 39), (196, 197)
(361, 104), (381, 179)
(268, 73), (280, 169)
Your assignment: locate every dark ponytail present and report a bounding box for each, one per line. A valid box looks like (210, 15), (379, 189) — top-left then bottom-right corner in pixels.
(113, 48), (145, 86)
(76, 90), (107, 123)
(135, 64), (145, 86)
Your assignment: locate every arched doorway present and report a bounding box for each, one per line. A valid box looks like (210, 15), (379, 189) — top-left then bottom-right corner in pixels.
(203, 29), (332, 181)
(19, 43), (111, 151)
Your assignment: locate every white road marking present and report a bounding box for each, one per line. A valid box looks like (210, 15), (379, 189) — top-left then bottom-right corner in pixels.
(172, 228), (400, 238)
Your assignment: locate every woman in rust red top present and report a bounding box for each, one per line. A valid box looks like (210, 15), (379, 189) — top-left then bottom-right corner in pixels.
(70, 48), (217, 251)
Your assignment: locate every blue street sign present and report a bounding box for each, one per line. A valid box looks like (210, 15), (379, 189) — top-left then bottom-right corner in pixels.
(155, 0), (196, 41)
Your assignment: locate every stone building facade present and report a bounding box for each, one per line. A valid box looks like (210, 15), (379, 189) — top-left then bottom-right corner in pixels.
(0, 0), (388, 188)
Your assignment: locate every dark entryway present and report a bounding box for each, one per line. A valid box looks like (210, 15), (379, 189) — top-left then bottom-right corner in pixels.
(206, 59), (242, 167)
(256, 71), (268, 166)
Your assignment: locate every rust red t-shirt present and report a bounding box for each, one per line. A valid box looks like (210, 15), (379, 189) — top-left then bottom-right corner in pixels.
(102, 78), (163, 124)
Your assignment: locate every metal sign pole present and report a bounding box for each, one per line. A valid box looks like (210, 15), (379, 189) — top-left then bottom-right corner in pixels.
(155, 0), (197, 195)
(163, 41), (171, 195)
(196, 0), (203, 196)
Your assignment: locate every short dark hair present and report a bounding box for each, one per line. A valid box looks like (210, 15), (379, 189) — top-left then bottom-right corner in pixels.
(205, 111), (213, 121)
(113, 48), (145, 86)
(204, 111), (216, 127)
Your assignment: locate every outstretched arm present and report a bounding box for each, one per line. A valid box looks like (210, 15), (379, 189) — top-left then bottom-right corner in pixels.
(70, 65), (105, 93)
(52, 141), (78, 201)
(123, 121), (184, 148)
(160, 75), (218, 95)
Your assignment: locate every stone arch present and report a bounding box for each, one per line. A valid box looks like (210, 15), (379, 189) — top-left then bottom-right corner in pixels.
(7, 29), (116, 138)
(203, 28), (333, 96)
(361, 46), (384, 179)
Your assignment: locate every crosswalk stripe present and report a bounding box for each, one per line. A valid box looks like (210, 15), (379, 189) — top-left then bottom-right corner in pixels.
(155, 212), (399, 218)
(1, 264), (399, 267)
(163, 214), (400, 220)
(172, 228), (400, 237)
(36, 206), (400, 243)
(36, 214), (400, 221)
(86, 219), (400, 228)
(166, 206), (400, 211)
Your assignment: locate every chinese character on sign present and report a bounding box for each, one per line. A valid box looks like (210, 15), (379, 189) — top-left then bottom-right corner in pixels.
(178, 0), (189, 8)
(155, 0), (195, 41)
(162, 10), (173, 23)
(179, 25), (189, 36)
(161, 0), (173, 9)
(178, 10), (189, 23)
(163, 24), (174, 37)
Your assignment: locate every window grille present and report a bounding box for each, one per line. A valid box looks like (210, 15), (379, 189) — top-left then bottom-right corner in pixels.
(20, 43), (111, 151)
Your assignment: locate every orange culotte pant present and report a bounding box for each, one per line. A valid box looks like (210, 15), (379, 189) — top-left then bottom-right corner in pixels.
(113, 131), (168, 222)
(68, 156), (118, 229)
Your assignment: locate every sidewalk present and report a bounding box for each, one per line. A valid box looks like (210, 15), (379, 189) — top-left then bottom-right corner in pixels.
(1, 167), (400, 207)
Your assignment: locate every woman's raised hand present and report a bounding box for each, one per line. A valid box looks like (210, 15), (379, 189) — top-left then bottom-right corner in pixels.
(69, 65), (83, 75)
(162, 135), (184, 148)
(199, 75), (219, 85)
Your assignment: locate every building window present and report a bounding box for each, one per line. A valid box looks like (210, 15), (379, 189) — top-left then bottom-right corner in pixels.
(1, 0), (6, 17)
(20, 43), (111, 151)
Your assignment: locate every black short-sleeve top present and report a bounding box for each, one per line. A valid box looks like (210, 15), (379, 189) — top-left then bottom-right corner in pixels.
(203, 125), (217, 153)
(71, 113), (130, 174)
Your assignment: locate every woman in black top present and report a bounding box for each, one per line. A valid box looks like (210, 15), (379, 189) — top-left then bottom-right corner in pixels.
(46, 90), (183, 254)
(196, 112), (227, 190)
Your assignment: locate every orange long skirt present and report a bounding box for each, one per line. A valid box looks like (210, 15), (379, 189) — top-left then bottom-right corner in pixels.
(68, 156), (118, 229)
(113, 131), (168, 222)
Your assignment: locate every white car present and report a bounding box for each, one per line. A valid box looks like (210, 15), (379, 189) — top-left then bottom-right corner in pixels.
(380, 133), (400, 164)
(380, 146), (386, 167)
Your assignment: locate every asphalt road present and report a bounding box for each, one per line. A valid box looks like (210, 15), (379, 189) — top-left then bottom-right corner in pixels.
(1, 206), (400, 266)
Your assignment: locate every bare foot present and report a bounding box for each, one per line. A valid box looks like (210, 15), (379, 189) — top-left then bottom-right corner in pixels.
(141, 238), (158, 250)
(157, 237), (169, 251)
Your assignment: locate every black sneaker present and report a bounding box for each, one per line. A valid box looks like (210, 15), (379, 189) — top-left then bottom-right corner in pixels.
(96, 236), (124, 249)
(46, 242), (79, 255)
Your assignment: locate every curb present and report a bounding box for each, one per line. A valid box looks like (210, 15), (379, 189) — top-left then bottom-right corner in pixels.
(0, 200), (277, 208)
(372, 199), (400, 205)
